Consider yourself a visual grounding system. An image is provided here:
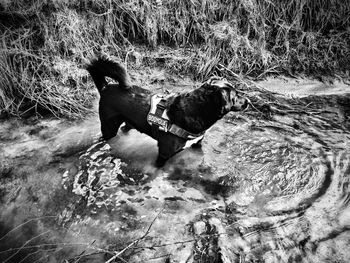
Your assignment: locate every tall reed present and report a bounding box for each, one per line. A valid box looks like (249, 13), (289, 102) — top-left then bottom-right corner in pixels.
(0, 0), (349, 118)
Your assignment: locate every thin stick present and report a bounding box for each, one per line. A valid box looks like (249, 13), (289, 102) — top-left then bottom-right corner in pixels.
(0, 216), (56, 243)
(4, 230), (51, 263)
(105, 207), (165, 263)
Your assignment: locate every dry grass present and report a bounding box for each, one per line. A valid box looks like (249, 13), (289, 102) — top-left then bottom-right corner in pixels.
(0, 0), (349, 118)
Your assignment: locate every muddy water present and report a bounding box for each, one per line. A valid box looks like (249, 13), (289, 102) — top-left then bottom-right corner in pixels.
(0, 76), (350, 263)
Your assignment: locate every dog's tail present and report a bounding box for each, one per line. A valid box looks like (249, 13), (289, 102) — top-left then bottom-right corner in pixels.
(86, 56), (132, 93)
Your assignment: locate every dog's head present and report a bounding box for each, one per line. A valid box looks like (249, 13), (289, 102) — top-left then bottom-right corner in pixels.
(207, 77), (248, 113)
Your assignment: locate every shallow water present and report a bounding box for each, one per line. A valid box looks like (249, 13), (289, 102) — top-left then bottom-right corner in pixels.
(0, 77), (350, 262)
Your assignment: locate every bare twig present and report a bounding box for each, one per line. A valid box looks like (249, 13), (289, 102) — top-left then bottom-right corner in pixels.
(0, 216), (56, 243)
(0, 242), (101, 255)
(105, 207), (165, 263)
(133, 232), (229, 250)
(17, 248), (58, 263)
(4, 230), (51, 263)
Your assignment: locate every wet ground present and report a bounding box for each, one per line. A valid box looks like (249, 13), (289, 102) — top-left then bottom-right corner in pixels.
(0, 73), (350, 263)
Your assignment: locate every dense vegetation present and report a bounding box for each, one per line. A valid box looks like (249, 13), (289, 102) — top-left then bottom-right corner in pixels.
(0, 0), (349, 118)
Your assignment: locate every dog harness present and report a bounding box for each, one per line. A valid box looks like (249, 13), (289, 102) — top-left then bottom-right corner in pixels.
(147, 94), (204, 142)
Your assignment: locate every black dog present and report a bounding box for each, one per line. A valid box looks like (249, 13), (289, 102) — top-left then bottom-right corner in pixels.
(87, 57), (248, 167)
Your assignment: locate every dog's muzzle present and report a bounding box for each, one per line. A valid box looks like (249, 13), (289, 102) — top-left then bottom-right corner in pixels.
(232, 96), (249, 111)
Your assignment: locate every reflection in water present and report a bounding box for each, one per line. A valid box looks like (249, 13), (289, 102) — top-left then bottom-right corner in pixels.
(200, 116), (350, 262)
(65, 101), (350, 262)
(0, 93), (349, 262)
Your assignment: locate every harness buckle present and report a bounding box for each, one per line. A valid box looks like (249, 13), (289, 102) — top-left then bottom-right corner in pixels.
(156, 100), (167, 110)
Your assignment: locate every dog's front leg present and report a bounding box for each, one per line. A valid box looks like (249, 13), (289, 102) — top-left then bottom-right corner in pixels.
(155, 155), (167, 167)
(191, 138), (203, 149)
(155, 141), (173, 167)
(155, 135), (186, 167)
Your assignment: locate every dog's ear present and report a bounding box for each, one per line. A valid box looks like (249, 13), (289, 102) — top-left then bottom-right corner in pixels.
(218, 88), (234, 114)
(207, 77), (230, 88)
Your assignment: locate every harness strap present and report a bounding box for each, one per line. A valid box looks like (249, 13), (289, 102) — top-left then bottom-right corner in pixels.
(147, 95), (204, 140)
(151, 98), (167, 139)
(168, 124), (204, 139)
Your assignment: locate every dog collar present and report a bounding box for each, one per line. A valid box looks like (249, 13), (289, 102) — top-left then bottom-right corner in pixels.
(147, 94), (204, 140)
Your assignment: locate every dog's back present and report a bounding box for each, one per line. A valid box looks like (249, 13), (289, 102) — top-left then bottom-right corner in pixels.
(99, 84), (152, 132)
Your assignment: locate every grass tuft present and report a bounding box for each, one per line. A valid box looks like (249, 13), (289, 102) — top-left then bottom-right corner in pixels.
(0, 0), (349, 118)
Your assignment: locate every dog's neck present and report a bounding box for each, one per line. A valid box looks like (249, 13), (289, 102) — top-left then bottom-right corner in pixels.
(167, 85), (229, 134)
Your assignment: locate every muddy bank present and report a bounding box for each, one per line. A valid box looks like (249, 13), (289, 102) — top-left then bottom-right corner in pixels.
(257, 77), (350, 97)
(1, 75), (350, 262)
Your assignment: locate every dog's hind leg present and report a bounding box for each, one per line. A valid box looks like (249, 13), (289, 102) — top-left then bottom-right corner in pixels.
(100, 114), (124, 140)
